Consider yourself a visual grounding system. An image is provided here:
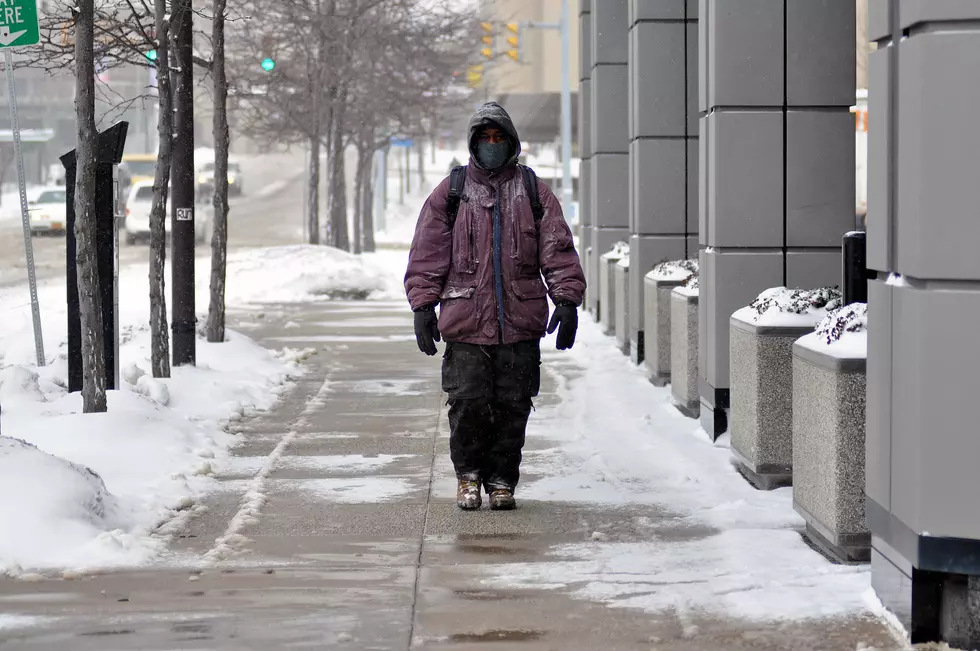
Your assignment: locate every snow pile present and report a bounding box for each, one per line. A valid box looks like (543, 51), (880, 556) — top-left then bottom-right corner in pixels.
(733, 286), (843, 328)
(601, 241), (629, 260)
(647, 259), (698, 283)
(224, 245), (402, 303)
(482, 318), (880, 624)
(797, 302), (869, 359)
(674, 274), (699, 297)
(616, 256), (630, 269)
(0, 329), (301, 575)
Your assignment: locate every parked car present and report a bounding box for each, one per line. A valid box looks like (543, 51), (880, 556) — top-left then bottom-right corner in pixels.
(197, 160), (244, 197)
(123, 181), (212, 245)
(28, 187), (68, 236)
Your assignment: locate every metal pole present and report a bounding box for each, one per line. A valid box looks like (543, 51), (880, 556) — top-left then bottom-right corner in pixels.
(171, 0), (195, 366)
(559, 0), (573, 213)
(5, 50), (44, 366)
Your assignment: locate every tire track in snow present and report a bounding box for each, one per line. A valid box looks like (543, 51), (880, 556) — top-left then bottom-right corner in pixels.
(204, 370), (334, 563)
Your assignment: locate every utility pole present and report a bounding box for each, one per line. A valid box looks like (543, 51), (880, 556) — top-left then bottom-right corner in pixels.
(522, 7), (573, 212)
(171, 0), (195, 366)
(559, 0), (573, 211)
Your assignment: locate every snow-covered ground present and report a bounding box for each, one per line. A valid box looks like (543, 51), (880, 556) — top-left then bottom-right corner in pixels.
(0, 239), (404, 576)
(479, 320), (894, 628)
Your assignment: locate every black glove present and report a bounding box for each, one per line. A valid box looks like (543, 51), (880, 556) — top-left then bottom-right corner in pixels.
(547, 301), (578, 351)
(414, 304), (441, 356)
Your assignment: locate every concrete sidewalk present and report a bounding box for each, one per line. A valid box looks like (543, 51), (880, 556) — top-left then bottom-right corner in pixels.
(0, 300), (905, 650)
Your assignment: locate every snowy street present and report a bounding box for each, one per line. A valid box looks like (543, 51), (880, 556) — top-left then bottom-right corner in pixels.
(0, 293), (908, 649)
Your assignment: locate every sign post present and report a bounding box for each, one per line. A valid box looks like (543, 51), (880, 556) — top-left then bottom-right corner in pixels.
(0, 0), (43, 366)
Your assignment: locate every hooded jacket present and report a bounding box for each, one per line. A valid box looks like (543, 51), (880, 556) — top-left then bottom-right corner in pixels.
(405, 102), (586, 345)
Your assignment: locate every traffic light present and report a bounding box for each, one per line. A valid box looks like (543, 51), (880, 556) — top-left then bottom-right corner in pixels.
(505, 23), (520, 62)
(260, 57), (275, 72)
(145, 49), (158, 62)
(260, 35), (275, 72)
(480, 21), (494, 60)
(466, 64), (483, 89)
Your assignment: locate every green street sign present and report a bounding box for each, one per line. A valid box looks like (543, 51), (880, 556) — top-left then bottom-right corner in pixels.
(0, 0), (39, 49)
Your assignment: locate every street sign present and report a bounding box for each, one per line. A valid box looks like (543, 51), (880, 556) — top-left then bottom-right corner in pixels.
(176, 207), (193, 221)
(390, 138), (413, 148)
(0, 0), (40, 49)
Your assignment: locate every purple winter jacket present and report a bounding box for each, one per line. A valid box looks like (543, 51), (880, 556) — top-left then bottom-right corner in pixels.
(405, 104), (586, 346)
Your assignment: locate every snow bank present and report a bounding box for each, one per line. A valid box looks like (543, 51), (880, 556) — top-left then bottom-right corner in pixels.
(796, 303), (868, 359)
(647, 259), (698, 283)
(733, 286), (843, 328)
(0, 251), (304, 574)
(224, 245), (402, 303)
(0, 329), (301, 575)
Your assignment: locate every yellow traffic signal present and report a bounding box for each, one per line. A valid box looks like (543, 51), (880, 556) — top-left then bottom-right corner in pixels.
(505, 23), (520, 62)
(480, 21), (494, 59)
(466, 64), (483, 88)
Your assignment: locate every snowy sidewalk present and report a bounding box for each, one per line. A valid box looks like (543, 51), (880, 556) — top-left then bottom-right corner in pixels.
(0, 299), (909, 650)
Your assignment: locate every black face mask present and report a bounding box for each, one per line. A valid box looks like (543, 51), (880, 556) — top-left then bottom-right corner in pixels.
(476, 141), (510, 170)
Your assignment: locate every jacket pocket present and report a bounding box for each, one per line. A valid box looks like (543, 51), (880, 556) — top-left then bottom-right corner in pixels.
(512, 209), (538, 271)
(438, 284), (478, 339)
(452, 206), (477, 274)
(507, 277), (549, 336)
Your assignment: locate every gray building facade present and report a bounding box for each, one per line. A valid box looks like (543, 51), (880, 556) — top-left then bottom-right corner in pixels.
(627, 0), (698, 363)
(697, 0), (855, 435)
(589, 0), (629, 309)
(865, 1), (980, 644)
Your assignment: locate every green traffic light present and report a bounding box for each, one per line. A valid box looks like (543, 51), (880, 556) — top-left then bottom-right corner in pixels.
(146, 49), (158, 61)
(260, 58), (275, 72)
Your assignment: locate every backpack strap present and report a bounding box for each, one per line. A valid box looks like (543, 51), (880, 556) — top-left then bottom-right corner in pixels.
(521, 165), (544, 224)
(445, 165), (467, 226)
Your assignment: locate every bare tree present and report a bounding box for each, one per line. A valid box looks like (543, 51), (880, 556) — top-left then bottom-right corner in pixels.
(149, 0), (173, 378)
(74, 0), (108, 413)
(206, 0), (230, 342)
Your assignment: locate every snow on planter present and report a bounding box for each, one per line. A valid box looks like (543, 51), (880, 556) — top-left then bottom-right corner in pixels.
(792, 303), (869, 563)
(671, 276), (700, 418)
(614, 256), (630, 356)
(644, 260), (698, 386)
(729, 287), (843, 490)
(599, 242), (628, 336)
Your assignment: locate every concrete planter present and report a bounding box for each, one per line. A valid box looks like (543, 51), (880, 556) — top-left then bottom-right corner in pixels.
(614, 260), (630, 356)
(729, 314), (815, 490)
(670, 288), (699, 418)
(792, 338), (869, 563)
(643, 274), (689, 387)
(584, 247), (593, 316)
(599, 248), (625, 336)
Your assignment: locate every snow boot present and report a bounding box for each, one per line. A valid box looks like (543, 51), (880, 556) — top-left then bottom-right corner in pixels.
(489, 489), (516, 511)
(457, 479), (482, 510)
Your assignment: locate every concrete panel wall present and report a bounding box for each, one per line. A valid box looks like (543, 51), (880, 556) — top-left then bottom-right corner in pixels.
(580, 1), (596, 312)
(627, 0), (699, 356)
(698, 0), (855, 429)
(867, 1), (980, 594)
(590, 0), (629, 307)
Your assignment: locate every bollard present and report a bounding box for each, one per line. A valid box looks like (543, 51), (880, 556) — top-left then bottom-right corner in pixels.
(63, 121), (129, 393)
(842, 231), (867, 306)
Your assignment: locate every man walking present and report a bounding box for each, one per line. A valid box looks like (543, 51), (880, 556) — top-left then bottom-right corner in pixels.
(405, 102), (586, 511)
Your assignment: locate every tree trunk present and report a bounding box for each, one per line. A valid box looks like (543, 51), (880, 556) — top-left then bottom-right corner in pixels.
(206, 0), (229, 344)
(417, 140), (425, 189)
(307, 134), (320, 244)
(362, 152), (376, 253)
(149, 0), (173, 379)
(323, 105), (334, 247)
(352, 143), (364, 255)
(328, 101), (349, 251)
(74, 0), (107, 414)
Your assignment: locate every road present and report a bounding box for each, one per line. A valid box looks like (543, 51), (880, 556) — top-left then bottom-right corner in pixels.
(0, 150), (308, 289)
